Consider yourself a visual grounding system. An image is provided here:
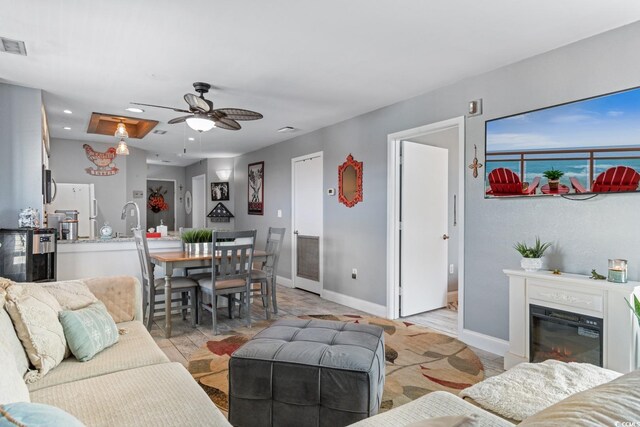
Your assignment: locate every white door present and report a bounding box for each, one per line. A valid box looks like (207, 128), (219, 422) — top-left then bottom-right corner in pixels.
(192, 174), (205, 228)
(401, 141), (448, 316)
(292, 153), (323, 294)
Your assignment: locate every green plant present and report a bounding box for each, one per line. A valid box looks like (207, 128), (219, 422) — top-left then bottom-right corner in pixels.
(542, 167), (564, 180)
(181, 229), (213, 243)
(625, 295), (640, 326)
(513, 237), (552, 258)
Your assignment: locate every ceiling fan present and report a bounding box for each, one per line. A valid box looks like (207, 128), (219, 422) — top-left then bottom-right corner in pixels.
(131, 82), (263, 132)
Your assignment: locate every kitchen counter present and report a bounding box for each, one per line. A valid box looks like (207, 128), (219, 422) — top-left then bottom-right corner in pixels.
(56, 233), (183, 281)
(57, 235), (181, 244)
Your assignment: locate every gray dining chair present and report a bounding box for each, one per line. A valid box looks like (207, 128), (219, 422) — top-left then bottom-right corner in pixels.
(251, 227), (286, 315)
(133, 230), (199, 331)
(196, 230), (257, 335)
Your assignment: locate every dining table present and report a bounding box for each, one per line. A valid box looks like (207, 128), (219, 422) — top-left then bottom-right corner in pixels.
(149, 249), (269, 338)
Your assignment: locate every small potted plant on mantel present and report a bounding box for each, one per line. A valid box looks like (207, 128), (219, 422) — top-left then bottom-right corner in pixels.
(543, 167), (564, 191)
(514, 237), (552, 272)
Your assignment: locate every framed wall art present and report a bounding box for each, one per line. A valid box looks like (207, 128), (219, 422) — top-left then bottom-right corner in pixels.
(248, 161), (264, 215)
(211, 182), (230, 201)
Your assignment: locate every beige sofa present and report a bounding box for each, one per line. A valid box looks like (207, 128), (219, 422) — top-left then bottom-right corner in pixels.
(1, 276), (231, 427)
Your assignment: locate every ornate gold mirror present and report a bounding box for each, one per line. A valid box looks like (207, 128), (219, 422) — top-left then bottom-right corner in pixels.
(338, 154), (363, 207)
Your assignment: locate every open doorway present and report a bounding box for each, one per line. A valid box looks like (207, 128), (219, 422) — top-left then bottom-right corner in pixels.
(146, 179), (176, 231)
(192, 174), (206, 228)
(387, 117), (465, 338)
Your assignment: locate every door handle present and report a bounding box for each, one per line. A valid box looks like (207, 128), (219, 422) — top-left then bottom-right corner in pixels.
(442, 234), (450, 240)
(294, 230), (299, 235)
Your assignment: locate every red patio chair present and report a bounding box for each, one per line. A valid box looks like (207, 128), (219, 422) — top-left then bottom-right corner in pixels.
(570, 166), (640, 193)
(486, 167), (540, 196)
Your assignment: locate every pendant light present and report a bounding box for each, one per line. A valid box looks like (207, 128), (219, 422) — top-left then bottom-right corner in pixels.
(114, 122), (130, 155)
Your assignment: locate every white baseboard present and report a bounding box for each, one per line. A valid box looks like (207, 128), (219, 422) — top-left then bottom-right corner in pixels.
(459, 328), (509, 357)
(276, 275), (293, 288)
(321, 289), (387, 317)
(447, 291), (458, 303)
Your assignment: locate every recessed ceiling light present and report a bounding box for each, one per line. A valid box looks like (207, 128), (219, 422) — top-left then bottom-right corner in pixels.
(188, 137), (194, 141)
(126, 107), (144, 113)
(277, 126), (296, 133)
(63, 126), (71, 130)
(63, 109), (72, 114)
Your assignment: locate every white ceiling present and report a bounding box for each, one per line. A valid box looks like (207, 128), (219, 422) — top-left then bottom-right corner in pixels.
(1, 1), (640, 167)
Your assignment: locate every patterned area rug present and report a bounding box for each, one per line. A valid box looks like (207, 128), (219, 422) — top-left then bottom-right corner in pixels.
(187, 314), (484, 417)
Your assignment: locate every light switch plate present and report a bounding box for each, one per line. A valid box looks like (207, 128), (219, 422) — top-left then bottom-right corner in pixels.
(133, 190), (143, 199)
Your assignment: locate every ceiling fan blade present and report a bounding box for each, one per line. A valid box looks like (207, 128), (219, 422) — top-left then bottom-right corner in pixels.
(184, 94), (210, 113)
(168, 115), (192, 124)
(214, 117), (242, 131)
(130, 102), (191, 113)
(214, 108), (263, 121)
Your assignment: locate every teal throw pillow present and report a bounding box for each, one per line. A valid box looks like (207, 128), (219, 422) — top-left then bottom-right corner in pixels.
(0, 402), (85, 427)
(59, 301), (119, 362)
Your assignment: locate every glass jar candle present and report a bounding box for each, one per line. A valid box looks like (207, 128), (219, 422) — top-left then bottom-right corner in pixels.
(607, 259), (628, 283)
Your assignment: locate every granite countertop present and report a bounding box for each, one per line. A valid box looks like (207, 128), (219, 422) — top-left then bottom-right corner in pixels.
(57, 234), (182, 244)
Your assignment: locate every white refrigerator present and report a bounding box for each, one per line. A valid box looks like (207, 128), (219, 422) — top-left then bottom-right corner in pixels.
(48, 183), (97, 238)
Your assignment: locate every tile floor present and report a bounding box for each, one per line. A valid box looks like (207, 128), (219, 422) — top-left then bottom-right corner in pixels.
(151, 284), (505, 378)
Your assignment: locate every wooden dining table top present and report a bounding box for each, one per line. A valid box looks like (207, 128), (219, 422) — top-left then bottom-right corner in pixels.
(150, 249), (269, 263)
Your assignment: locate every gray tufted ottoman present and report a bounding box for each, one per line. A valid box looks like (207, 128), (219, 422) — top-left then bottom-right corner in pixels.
(228, 318), (385, 427)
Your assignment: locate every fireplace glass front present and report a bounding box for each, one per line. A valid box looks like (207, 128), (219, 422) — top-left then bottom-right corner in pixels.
(530, 304), (603, 366)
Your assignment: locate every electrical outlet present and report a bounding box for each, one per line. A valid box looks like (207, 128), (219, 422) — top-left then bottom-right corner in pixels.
(277, 209), (282, 218)
(449, 264), (455, 274)
(352, 268), (357, 279)
(130, 210), (135, 217)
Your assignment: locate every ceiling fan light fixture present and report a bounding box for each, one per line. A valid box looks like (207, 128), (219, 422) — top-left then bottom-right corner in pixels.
(116, 138), (129, 155)
(186, 115), (216, 132)
(114, 122), (129, 138)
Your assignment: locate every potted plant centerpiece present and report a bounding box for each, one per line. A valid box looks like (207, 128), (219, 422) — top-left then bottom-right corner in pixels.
(181, 229), (213, 255)
(514, 237), (552, 272)
(543, 167), (564, 191)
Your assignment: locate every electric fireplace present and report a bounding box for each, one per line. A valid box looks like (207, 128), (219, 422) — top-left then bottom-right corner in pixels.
(530, 304), (603, 367)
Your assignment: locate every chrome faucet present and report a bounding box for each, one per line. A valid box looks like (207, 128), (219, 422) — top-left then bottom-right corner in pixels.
(121, 201), (141, 232)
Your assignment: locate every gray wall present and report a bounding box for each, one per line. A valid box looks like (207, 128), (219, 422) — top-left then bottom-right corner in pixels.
(0, 84), (43, 228)
(147, 164), (187, 230)
(184, 160), (207, 228)
(234, 21), (640, 341)
(49, 138), (147, 235)
(184, 158), (236, 230)
(408, 127), (459, 292)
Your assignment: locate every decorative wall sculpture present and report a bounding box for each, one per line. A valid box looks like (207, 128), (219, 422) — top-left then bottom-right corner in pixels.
(82, 144), (119, 176)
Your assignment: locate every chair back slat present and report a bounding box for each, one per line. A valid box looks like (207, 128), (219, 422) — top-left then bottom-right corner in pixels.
(133, 230), (154, 285)
(263, 227), (286, 275)
(212, 230), (256, 284)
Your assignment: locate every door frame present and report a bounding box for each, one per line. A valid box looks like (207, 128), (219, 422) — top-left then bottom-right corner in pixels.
(146, 178), (177, 231)
(386, 116), (465, 337)
(291, 151), (324, 293)
(191, 174), (206, 228)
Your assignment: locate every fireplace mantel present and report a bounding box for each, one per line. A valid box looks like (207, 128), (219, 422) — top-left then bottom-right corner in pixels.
(504, 269), (640, 373)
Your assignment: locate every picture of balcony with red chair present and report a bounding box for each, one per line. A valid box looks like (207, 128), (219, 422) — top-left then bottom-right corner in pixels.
(485, 86), (640, 198)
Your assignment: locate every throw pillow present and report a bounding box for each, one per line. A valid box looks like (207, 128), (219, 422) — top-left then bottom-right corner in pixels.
(0, 402), (85, 427)
(59, 301), (119, 362)
(458, 359), (621, 421)
(406, 414), (479, 427)
(0, 288), (30, 378)
(0, 341), (30, 404)
(3, 284), (67, 383)
(38, 280), (97, 310)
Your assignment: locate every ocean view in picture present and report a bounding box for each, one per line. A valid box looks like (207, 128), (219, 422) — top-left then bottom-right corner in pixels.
(485, 86), (640, 197)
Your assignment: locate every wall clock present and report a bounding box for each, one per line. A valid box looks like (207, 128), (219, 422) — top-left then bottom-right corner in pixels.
(185, 190), (192, 214)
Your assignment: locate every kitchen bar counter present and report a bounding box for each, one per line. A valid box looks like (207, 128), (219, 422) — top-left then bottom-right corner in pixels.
(57, 234), (183, 281)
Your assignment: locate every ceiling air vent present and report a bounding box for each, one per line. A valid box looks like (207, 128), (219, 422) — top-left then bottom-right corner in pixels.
(0, 37), (27, 56)
(152, 129), (167, 135)
(277, 126), (296, 133)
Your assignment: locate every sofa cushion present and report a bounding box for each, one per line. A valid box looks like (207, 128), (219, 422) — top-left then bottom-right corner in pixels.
(81, 276), (140, 323)
(38, 280), (98, 311)
(406, 414), (480, 427)
(459, 359), (621, 421)
(27, 320), (168, 392)
(30, 362), (232, 427)
(0, 402), (85, 427)
(59, 301), (119, 362)
(348, 391), (514, 427)
(0, 289), (30, 377)
(519, 369), (640, 426)
(3, 283), (67, 382)
(0, 340), (30, 404)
